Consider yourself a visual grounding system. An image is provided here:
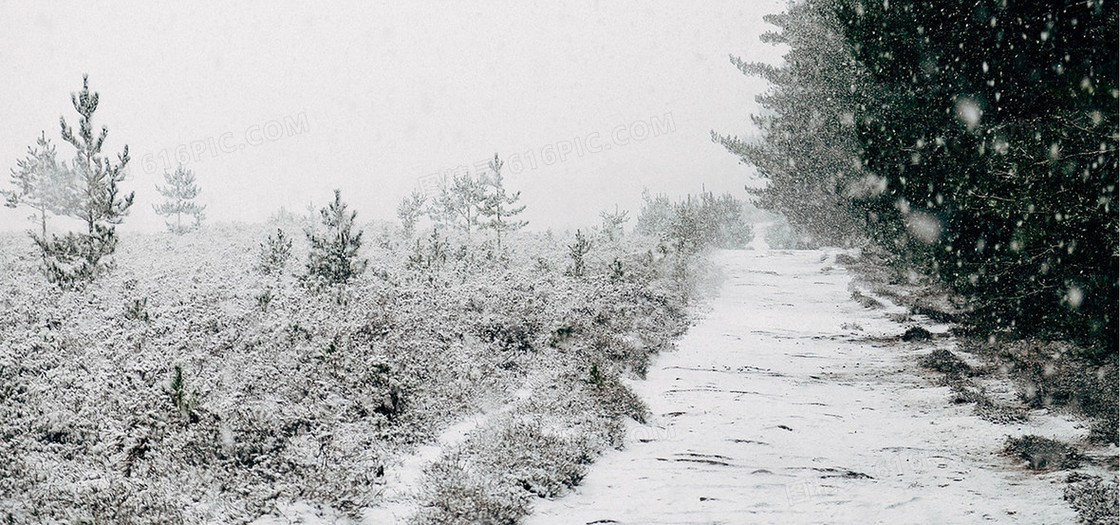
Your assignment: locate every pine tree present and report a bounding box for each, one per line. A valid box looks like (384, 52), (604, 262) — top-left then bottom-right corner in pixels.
(35, 75), (134, 287)
(599, 205), (630, 242)
(479, 154), (527, 250)
(3, 131), (75, 239)
(396, 189), (426, 237)
(153, 165), (205, 234)
(257, 228), (293, 276)
(634, 189), (673, 237)
(304, 189), (367, 286)
(700, 192), (754, 249)
(429, 171), (487, 241)
(566, 229), (592, 277)
(837, 0), (1118, 354)
(713, 0), (871, 246)
(60, 74), (134, 236)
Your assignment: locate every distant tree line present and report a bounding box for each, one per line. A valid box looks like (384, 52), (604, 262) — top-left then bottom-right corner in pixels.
(717, 0), (1117, 357)
(635, 189), (755, 253)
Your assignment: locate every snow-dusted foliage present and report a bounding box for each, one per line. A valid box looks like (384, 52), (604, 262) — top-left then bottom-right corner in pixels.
(478, 154), (527, 251)
(428, 170), (487, 241)
(153, 165), (205, 234)
(31, 75), (135, 289)
(724, 0), (1117, 357)
(2, 131), (75, 239)
(303, 189), (367, 287)
(635, 189), (755, 252)
(598, 205), (630, 242)
(835, 0), (1118, 356)
(256, 228), (293, 276)
(0, 215), (700, 523)
(713, 0), (871, 246)
(396, 190), (427, 238)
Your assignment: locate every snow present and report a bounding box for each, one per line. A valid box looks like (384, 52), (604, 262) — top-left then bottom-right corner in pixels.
(361, 386), (533, 524)
(525, 249), (1083, 524)
(242, 247), (1103, 524)
(251, 385), (536, 525)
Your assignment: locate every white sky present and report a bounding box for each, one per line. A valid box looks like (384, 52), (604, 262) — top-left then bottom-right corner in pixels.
(0, 1), (785, 232)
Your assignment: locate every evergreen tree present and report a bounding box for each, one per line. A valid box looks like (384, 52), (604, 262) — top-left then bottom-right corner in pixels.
(3, 131), (75, 239)
(566, 229), (592, 277)
(35, 75), (134, 287)
(668, 196), (712, 256)
(700, 192), (754, 249)
(304, 189), (367, 286)
(429, 170), (486, 241)
(59, 74), (134, 236)
(153, 165), (205, 234)
(599, 205), (630, 241)
(257, 228), (293, 276)
(837, 0), (1118, 354)
(479, 154), (527, 250)
(396, 189), (426, 237)
(634, 189), (674, 237)
(713, 0), (872, 246)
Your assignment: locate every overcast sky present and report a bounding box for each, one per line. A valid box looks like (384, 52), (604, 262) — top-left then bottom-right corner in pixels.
(0, 1), (785, 233)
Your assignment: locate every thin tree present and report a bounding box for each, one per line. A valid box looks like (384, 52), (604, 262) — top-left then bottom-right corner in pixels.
(599, 205), (630, 242)
(429, 170), (486, 241)
(153, 165), (205, 234)
(566, 229), (592, 277)
(3, 131), (75, 239)
(304, 189), (367, 286)
(396, 189), (426, 237)
(60, 74), (134, 237)
(479, 154), (527, 250)
(36, 75), (134, 286)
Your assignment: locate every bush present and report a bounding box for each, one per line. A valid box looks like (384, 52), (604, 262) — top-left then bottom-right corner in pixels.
(981, 340), (1119, 445)
(0, 215), (699, 523)
(920, 349), (973, 377)
(585, 367), (649, 425)
(125, 297), (151, 323)
(565, 229), (592, 277)
(415, 450), (530, 525)
(1003, 435), (1083, 471)
(257, 228), (292, 275)
(636, 189), (755, 252)
(1064, 474), (1119, 525)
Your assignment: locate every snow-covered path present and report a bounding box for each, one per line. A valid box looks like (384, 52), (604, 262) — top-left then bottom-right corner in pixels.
(526, 249), (1080, 524)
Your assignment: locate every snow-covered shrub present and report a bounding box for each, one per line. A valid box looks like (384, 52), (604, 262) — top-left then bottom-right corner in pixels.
(124, 296), (151, 322)
(565, 229), (592, 276)
(584, 365), (649, 425)
(0, 212), (703, 523)
(415, 449), (531, 525)
(1064, 474), (1119, 525)
(636, 189), (755, 253)
(166, 365), (201, 421)
(257, 228), (292, 275)
(303, 189), (367, 287)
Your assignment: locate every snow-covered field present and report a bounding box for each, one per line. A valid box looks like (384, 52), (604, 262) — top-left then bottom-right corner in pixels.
(0, 225), (701, 524)
(241, 247), (1115, 524)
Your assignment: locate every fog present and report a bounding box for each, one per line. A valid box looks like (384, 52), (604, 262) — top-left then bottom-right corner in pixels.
(0, 1), (783, 232)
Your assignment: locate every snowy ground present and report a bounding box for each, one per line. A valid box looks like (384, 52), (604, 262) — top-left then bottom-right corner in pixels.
(525, 249), (1092, 524)
(250, 247), (1111, 524)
